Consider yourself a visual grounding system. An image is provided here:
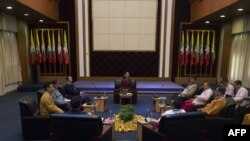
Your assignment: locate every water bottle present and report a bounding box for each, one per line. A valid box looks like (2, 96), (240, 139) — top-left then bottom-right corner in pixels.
(109, 109), (112, 119)
(91, 104), (94, 115)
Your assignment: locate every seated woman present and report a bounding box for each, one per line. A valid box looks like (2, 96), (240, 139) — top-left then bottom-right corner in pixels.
(114, 71), (137, 104)
(121, 71), (132, 93)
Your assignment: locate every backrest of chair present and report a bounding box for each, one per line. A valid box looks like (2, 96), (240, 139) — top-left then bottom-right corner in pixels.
(18, 95), (38, 117)
(50, 113), (103, 140)
(131, 79), (136, 89)
(58, 85), (66, 96)
(37, 89), (45, 106)
(159, 112), (206, 141)
(194, 85), (203, 96)
(115, 79), (136, 89)
(221, 97), (236, 118)
(114, 79), (122, 89)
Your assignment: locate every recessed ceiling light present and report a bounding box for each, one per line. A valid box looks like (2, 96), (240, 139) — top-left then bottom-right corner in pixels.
(205, 21), (210, 24)
(220, 15), (226, 18)
(24, 13), (29, 16)
(238, 8), (244, 11)
(6, 6), (13, 10)
(39, 19), (44, 22)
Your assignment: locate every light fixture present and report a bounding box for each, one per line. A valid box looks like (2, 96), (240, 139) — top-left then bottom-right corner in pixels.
(238, 8), (244, 11)
(24, 13), (29, 16)
(6, 6), (13, 10)
(205, 21), (210, 24)
(220, 15), (226, 18)
(39, 19), (44, 22)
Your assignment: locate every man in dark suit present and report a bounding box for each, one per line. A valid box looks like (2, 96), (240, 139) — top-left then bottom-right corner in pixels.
(65, 76), (80, 96)
(66, 96), (85, 114)
(64, 76), (91, 104)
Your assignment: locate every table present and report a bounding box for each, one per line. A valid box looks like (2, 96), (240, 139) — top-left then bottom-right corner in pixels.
(152, 97), (167, 113)
(119, 93), (132, 105)
(152, 97), (161, 112)
(82, 103), (96, 114)
(94, 96), (108, 112)
(137, 117), (158, 141)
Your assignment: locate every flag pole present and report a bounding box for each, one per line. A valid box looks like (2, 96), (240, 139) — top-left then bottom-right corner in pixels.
(205, 65), (207, 77)
(210, 31), (215, 76)
(199, 31), (203, 78)
(210, 63), (213, 77)
(49, 64), (52, 76)
(205, 31), (208, 77)
(178, 29), (182, 77)
(54, 64), (56, 76)
(194, 31), (199, 76)
(189, 31), (193, 77)
(184, 31), (187, 77)
(41, 30), (46, 76)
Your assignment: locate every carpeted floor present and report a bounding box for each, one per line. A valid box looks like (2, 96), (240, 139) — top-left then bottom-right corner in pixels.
(0, 91), (168, 141)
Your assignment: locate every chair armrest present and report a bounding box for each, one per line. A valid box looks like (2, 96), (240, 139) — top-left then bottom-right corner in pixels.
(91, 124), (113, 141)
(141, 124), (167, 141)
(21, 116), (50, 140)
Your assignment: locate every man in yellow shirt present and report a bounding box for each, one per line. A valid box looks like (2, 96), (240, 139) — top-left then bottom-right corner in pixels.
(201, 86), (228, 116)
(40, 81), (64, 116)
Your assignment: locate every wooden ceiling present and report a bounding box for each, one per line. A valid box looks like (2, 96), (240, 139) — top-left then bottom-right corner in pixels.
(0, 0), (55, 23)
(193, 0), (250, 25)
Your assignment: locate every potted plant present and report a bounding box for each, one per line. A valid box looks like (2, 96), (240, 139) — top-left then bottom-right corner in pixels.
(119, 104), (135, 121)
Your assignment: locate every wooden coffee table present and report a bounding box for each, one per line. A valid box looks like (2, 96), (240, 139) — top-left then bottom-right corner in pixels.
(94, 96), (108, 112)
(119, 93), (132, 105)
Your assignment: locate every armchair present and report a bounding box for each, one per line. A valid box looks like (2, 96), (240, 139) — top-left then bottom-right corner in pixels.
(37, 89), (69, 111)
(18, 95), (50, 140)
(113, 79), (137, 104)
(50, 113), (113, 141)
(141, 111), (234, 141)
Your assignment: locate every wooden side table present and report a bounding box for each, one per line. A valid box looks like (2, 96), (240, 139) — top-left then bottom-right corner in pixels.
(82, 103), (96, 114)
(152, 97), (161, 112)
(119, 94), (132, 105)
(94, 96), (108, 112)
(137, 118), (158, 141)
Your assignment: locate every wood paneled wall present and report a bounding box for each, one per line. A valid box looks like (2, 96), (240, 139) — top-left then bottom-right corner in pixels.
(220, 24), (233, 79)
(191, 0), (237, 22)
(17, 19), (31, 85)
(17, 0), (59, 21)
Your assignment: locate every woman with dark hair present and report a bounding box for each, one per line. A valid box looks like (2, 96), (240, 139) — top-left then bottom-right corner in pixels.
(121, 71), (132, 91)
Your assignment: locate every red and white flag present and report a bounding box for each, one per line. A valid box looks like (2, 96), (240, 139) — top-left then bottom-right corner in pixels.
(63, 30), (69, 65)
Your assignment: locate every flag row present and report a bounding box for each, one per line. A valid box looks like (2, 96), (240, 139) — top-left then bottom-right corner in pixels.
(29, 29), (69, 65)
(179, 30), (216, 66)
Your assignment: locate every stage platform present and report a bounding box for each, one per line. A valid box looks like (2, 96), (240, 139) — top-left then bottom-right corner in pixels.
(74, 80), (184, 95)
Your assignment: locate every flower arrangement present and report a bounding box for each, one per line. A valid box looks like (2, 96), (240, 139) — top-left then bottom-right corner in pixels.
(118, 104), (135, 121)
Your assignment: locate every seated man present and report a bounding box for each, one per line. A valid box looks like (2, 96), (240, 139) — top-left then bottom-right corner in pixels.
(40, 81), (64, 116)
(182, 82), (213, 111)
(66, 96), (85, 114)
(233, 80), (249, 124)
(173, 75), (198, 105)
(52, 79), (68, 105)
(51, 79), (69, 111)
(201, 86), (234, 116)
(220, 77), (234, 97)
(64, 76), (91, 104)
(161, 98), (186, 117)
(65, 76), (81, 96)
